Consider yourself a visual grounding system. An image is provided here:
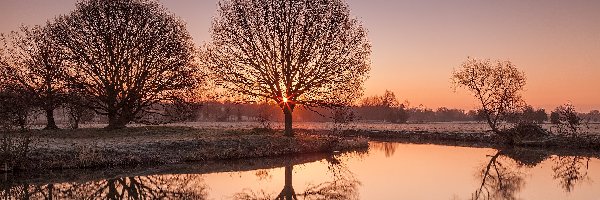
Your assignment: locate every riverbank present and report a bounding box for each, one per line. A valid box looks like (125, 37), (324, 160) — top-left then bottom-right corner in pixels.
(0, 126), (368, 172)
(325, 129), (600, 150)
(4, 124), (600, 172)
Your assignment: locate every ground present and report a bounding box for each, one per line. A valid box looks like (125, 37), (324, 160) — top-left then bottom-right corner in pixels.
(4, 121), (600, 172)
(1, 126), (367, 172)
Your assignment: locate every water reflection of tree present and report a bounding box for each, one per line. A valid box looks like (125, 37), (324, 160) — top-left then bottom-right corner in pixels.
(472, 151), (527, 200)
(1, 174), (207, 199)
(472, 148), (595, 199)
(370, 142), (399, 157)
(551, 156), (590, 192)
(234, 154), (360, 200)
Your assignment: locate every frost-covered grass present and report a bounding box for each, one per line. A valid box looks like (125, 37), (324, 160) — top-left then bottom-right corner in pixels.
(0, 126), (367, 172)
(166, 121), (600, 135)
(28, 121), (600, 135)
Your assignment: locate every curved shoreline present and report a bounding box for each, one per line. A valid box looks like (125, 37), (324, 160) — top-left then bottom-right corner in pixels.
(329, 129), (600, 151)
(4, 126), (600, 173)
(1, 127), (368, 172)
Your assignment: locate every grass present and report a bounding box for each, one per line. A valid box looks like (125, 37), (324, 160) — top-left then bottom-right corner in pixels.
(0, 126), (368, 172)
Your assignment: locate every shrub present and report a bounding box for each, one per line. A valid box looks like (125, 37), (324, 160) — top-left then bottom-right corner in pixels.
(551, 103), (581, 136)
(0, 131), (33, 171)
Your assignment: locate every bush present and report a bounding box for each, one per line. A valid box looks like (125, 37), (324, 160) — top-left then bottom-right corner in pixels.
(551, 103), (581, 136)
(0, 131), (33, 171)
(504, 123), (550, 144)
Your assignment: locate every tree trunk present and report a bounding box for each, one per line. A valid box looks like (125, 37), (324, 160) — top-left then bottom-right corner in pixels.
(106, 114), (128, 129)
(44, 108), (59, 130)
(71, 122), (79, 130)
(17, 114), (27, 131)
(276, 165), (296, 200)
(283, 105), (294, 137)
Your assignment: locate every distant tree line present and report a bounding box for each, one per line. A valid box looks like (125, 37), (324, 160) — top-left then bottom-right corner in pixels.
(184, 90), (582, 125)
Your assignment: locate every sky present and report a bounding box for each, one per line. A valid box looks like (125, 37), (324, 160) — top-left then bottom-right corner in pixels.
(1, 0), (599, 112)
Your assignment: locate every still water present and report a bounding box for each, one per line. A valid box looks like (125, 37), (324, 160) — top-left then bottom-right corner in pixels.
(3, 142), (600, 199)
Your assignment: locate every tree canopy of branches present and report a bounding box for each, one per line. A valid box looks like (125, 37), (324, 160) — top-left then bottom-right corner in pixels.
(452, 57), (526, 138)
(49, 0), (201, 129)
(205, 0), (371, 136)
(0, 67), (37, 130)
(0, 86), (37, 130)
(0, 25), (65, 130)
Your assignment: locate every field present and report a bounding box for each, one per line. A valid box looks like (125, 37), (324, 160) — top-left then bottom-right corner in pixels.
(1, 126), (367, 171)
(165, 121), (600, 135)
(28, 120), (600, 135)
(48, 121), (600, 135)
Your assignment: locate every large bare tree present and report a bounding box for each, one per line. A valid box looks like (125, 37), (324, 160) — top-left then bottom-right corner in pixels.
(205, 0), (371, 136)
(49, 0), (201, 129)
(0, 25), (65, 130)
(452, 57), (526, 138)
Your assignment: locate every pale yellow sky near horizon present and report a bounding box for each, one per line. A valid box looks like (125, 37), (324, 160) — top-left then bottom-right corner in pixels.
(1, 0), (598, 112)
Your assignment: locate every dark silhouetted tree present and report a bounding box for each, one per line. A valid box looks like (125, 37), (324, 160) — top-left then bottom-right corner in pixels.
(0, 25), (65, 130)
(551, 103), (581, 136)
(49, 0), (201, 129)
(452, 57), (526, 140)
(205, 0), (371, 136)
(64, 92), (95, 129)
(0, 84), (37, 130)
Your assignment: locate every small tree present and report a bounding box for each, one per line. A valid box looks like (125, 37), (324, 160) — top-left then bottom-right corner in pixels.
(0, 25), (65, 130)
(0, 85), (37, 130)
(205, 0), (371, 136)
(64, 92), (95, 129)
(452, 57), (526, 138)
(551, 103), (581, 136)
(50, 0), (202, 129)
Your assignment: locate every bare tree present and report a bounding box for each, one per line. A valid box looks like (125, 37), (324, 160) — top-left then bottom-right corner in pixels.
(452, 57), (526, 139)
(64, 92), (95, 129)
(0, 84), (37, 130)
(49, 0), (201, 129)
(551, 103), (581, 136)
(205, 0), (371, 136)
(0, 25), (65, 130)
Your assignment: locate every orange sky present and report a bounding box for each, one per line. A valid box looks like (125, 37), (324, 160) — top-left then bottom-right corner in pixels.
(1, 0), (598, 111)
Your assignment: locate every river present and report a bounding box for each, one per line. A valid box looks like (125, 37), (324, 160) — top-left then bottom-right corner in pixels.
(2, 141), (600, 199)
